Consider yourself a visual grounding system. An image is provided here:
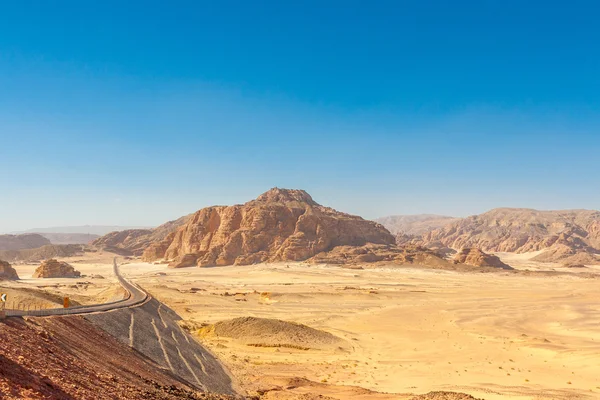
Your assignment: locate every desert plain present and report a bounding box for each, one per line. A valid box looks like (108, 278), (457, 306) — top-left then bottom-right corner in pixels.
(5, 252), (600, 400)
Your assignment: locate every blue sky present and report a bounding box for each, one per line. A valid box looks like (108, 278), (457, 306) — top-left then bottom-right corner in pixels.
(0, 1), (599, 232)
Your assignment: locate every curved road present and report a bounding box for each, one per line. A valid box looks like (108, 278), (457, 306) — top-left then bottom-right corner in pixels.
(5, 258), (149, 317)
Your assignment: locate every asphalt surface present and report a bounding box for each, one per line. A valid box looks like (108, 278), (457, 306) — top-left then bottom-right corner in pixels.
(86, 298), (236, 395)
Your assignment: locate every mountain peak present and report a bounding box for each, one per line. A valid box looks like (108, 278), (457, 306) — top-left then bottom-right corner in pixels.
(254, 188), (318, 206)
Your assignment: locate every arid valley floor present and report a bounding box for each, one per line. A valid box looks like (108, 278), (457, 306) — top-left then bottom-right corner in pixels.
(4, 252), (600, 400)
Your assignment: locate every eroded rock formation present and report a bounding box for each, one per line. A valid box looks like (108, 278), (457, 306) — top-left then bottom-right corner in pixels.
(453, 248), (513, 270)
(0, 260), (19, 280)
(33, 259), (81, 278)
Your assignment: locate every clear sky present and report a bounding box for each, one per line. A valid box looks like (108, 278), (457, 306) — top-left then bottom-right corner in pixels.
(1, 1), (599, 232)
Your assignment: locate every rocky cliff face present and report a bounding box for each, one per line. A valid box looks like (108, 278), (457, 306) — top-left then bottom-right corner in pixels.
(417, 208), (600, 263)
(33, 259), (81, 278)
(0, 234), (51, 251)
(0, 260), (19, 280)
(143, 188), (396, 267)
(92, 215), (192, 256)
(453, 248), (513, 270)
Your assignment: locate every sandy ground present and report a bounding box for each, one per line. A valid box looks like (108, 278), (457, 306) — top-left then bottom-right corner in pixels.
(113, 259), (600, 400)
(4, 252), (600, 399)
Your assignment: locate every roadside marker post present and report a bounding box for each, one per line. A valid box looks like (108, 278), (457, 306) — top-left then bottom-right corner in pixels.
(0, 294), (6, 317)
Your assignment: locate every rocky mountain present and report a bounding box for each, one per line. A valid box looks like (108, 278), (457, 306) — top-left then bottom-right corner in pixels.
(0, 234), (50, 251)
(375, 214), (460, 235)
(0, 260), (19, 280)
(92, 214), (192, 256)
(144, 188), (398, 267)
(33, 259), (81, 278)
(419, 208), (600, 263)
(453, 248), (513, 270)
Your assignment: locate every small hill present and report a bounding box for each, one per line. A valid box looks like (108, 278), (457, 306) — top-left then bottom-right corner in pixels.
(33, 259), (81, 278)
(142, 188), (396, 266)
(453, 248), (513, 270)
(0, 260), (19, 280)
(418, 208), (600, 263)
(0, 234), (50, 251)
(92, 215), (192, 256)
(198, 317), (344, 350)
(375, 214), (460, 235)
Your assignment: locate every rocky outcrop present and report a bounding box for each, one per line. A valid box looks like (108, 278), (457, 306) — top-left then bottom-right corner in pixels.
(0, 233), (50, 251)
(417, 208), (600, 263)
(0, 260), (19, 280)
(453, 248), (513, 270)
(168, 253), (199, 268)
(142, 188), (396, 267)
(33, 259), (81, 278)
(92, 215), (192, 256)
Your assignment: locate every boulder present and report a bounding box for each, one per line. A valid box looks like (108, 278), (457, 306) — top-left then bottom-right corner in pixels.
(33, 259), (81, 278)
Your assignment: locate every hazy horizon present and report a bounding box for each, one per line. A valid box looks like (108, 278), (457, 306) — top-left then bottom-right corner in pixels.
(1, 1), (599, 232)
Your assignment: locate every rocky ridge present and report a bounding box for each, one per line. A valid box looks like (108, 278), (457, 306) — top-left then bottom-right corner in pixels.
(0, 244), (83, 263)
(33, 259), (81, 278)
(93, 215), (192, 256)
(0, 233), (50, 251)
(375, 214), (460, 236)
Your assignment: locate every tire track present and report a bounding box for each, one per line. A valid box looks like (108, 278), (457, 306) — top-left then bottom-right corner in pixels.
(157, 304), (168, 328)
(128, 313), (135, 347)
(176, 347), (206, 391)
(151, 318), (175, 373)
(194, 353), (207, 375)
(171, 330), (180, 345)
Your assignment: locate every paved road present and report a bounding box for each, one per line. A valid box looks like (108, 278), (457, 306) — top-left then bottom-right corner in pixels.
(5, 258), (148, 317)
(4, 258), (237, 394)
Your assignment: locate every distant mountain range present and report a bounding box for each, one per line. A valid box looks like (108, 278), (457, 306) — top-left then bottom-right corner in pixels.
(377, 208), (600, 264)
(374, 214), (460, 235)
(12, 225), (154, 236)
